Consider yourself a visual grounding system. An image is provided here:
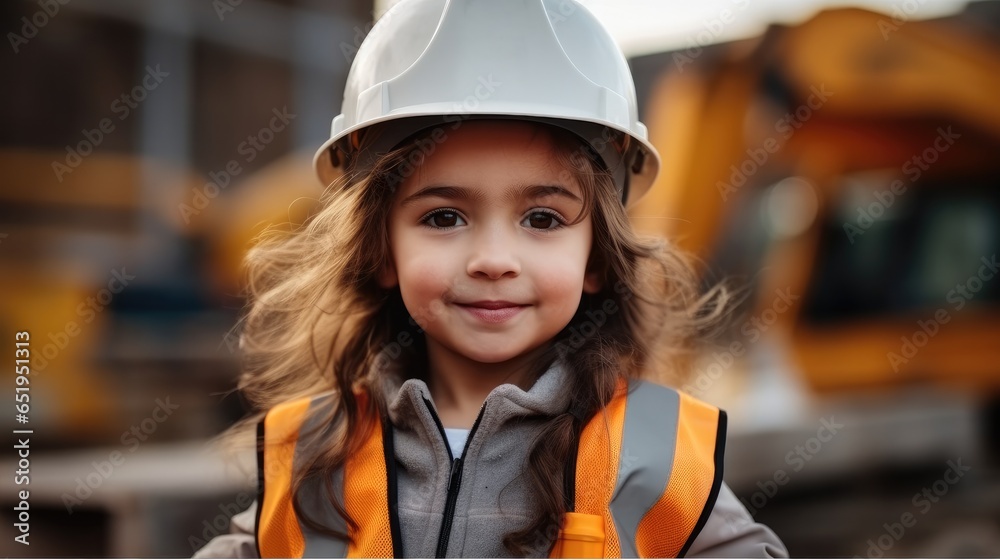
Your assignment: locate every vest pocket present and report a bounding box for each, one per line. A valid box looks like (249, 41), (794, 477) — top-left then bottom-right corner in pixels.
(552, 512), (604, 558)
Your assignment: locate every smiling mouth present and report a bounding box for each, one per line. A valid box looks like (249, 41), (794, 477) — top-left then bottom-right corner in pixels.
(459, 300), (525, 310)
(456, 301), (529, 323)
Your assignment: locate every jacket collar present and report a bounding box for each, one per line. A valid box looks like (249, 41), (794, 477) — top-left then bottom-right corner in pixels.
(380, 357), (572, 435)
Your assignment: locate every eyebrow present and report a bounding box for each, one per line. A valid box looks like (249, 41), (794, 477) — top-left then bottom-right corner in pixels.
(399, 184), (582, 207)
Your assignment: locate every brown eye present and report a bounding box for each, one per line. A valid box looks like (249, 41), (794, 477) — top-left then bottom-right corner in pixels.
(425, 210), (464, 228)
(523, 211), (560, 230)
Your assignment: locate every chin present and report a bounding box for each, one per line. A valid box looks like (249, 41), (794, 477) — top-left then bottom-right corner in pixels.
(437, 334), (532, 364)
(454, 346), (525, 365)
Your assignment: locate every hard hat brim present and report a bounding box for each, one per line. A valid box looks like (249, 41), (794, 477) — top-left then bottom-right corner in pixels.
(312, 109), (659, 208)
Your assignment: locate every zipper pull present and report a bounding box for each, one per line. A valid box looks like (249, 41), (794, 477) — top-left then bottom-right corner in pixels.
(448, 457), (463, 489)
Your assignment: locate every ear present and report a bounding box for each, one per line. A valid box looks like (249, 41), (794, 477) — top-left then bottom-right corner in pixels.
(582, 248), (605, 294)
(582, 245), (605, 294)
(583, 268), (603, 294)
(377, 258), (398, 289)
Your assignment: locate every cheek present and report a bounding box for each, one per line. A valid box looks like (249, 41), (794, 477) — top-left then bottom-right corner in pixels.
(393, 253), (455, 328)
(387, 214), (459, 323)
(394, 247), (454, 297)
(404, 259), (449, 287)
(529, 249), (589, 301)
(536, 260), (585, 286)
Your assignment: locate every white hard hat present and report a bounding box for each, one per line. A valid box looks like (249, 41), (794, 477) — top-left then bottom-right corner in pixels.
(313, 0), (661, 206)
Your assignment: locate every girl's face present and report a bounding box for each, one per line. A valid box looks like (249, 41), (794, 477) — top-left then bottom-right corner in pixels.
(382, 120), (602, 365)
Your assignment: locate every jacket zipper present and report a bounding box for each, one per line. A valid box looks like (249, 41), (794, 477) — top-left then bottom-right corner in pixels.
(423, 397), (487, 558)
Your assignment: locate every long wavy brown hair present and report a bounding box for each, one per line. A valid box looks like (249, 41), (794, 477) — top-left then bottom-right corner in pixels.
(228, 121), (732, 556)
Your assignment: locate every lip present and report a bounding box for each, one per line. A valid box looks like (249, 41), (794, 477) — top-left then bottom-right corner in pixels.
(461, 300), (523, 310)
(456, 301), (528, 324)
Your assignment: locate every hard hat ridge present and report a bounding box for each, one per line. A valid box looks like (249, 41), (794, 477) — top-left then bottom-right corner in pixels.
(314, 0), (660, 206)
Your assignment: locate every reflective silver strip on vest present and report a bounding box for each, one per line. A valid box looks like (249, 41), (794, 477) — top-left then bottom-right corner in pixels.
(608, 379), (681, 558)
(294, 394), (349, 557)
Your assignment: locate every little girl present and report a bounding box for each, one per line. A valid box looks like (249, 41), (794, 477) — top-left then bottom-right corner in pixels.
(195, 0), (787, 557)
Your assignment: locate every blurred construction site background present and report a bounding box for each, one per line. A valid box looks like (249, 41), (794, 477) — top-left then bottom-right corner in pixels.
(1, 0), (998, 557)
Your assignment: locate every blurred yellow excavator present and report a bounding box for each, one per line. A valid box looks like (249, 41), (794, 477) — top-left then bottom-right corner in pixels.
(629, 7), (1000, 393)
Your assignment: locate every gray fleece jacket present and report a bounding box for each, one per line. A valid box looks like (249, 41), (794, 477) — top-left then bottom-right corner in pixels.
(193, 359), (788, 558)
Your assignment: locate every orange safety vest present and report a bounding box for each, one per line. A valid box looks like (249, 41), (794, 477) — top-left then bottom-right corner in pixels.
(255, 378), (725, 558)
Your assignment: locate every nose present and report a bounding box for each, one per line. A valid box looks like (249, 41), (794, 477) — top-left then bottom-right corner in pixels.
(466, 223), (521, 280)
